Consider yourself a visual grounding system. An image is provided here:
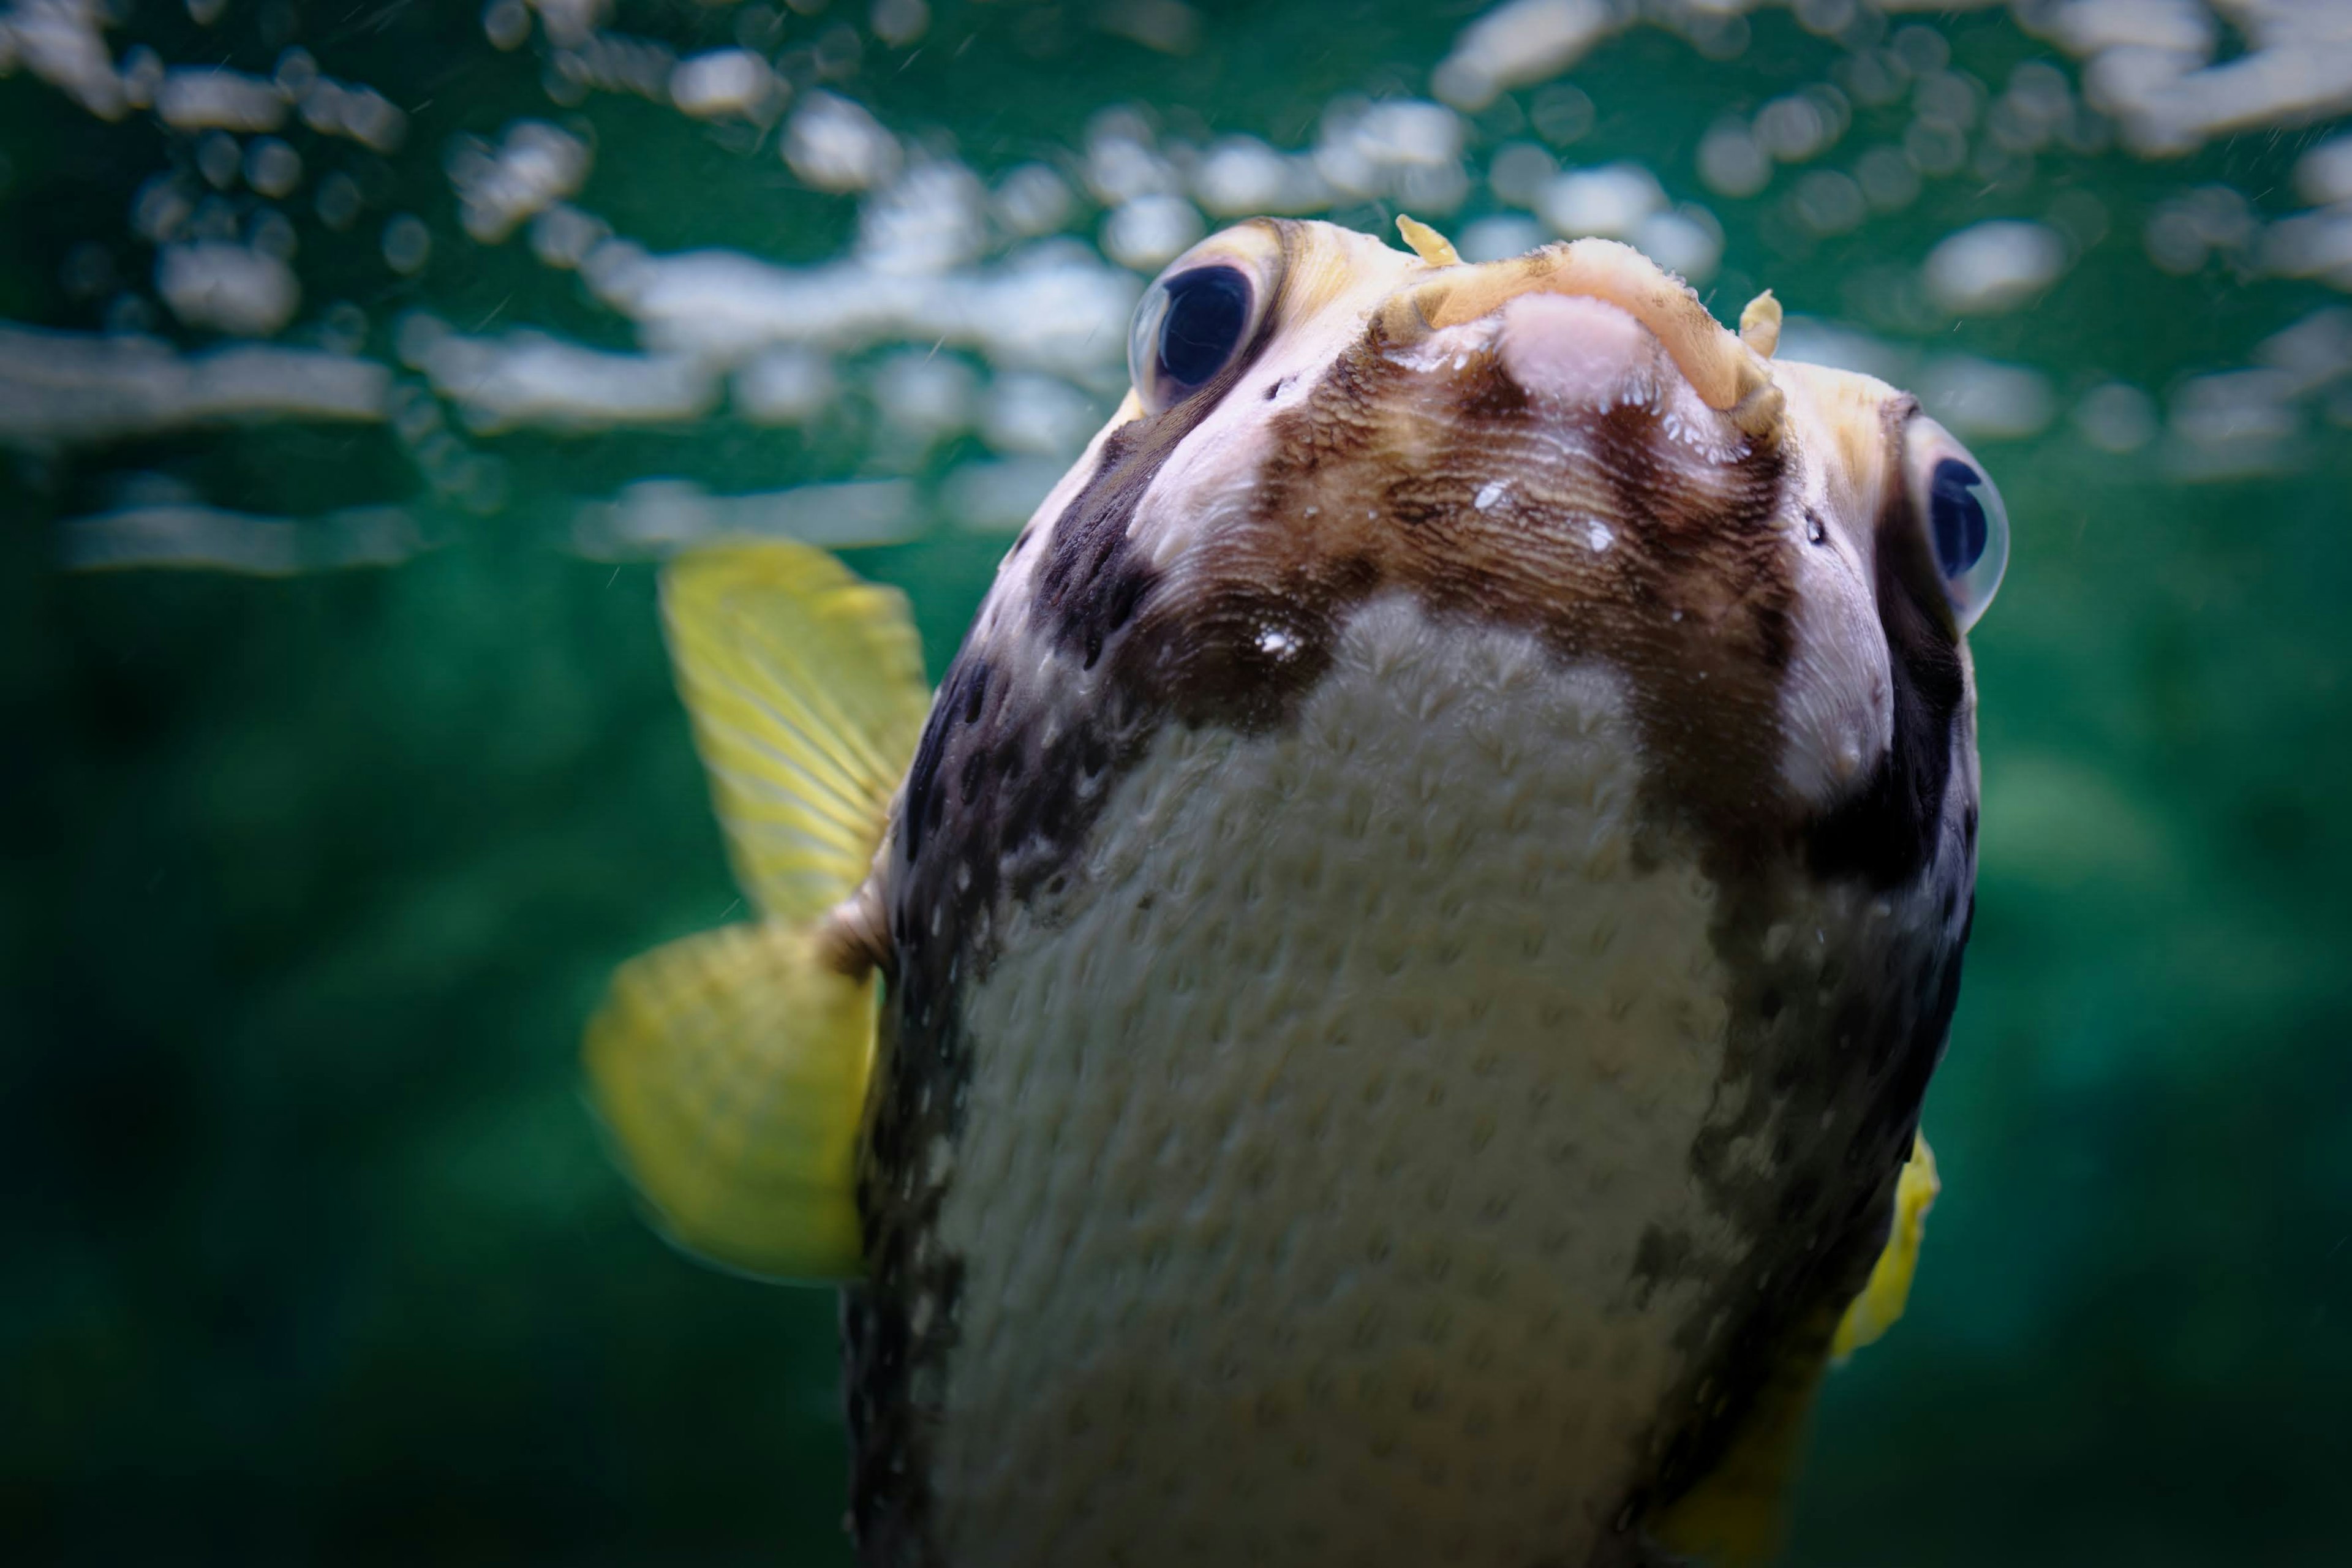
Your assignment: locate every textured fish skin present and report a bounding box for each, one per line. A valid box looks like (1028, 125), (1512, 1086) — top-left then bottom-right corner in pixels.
(843, 222), (1978, 1566)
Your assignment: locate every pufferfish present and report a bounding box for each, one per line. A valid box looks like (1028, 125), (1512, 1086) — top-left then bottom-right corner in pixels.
(585, 214), (2003, 1567)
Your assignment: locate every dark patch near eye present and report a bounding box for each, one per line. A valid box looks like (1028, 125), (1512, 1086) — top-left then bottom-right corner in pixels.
(1804, 509), (1827, 545)
(1804, 492), (1966, 890)
(1033, 287), (1281, 676)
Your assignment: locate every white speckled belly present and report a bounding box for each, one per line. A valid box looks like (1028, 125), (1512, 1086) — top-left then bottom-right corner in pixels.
(925, 597), (1750, 1567)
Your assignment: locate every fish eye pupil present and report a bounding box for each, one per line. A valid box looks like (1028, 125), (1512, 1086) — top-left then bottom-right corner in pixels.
(1928, 456), (1989, 578)
(1156, 266), (1251, 390)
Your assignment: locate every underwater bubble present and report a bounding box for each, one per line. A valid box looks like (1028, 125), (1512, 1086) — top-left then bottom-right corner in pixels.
(1487, 142), (1558, 208)
(2045, 188), (2111, 253)
(243, 138), (301, 199)
(1194, 138), (1330, 217)
(671, 48), (785, 123)
(1888, 23), (1948, 77)
(860, 161), (990, 276)
(1755, 93), (1834, 163)
(732, 347), (835, 426)
(249, 209), (297, 263)
(786, 92), (902, 194)
(1902, 117), (1967, 177)
(2144, 185), (2256, 276)
(533, 0), (609, 52)
(2297, 135), (2352, 207)
(1792, 170), (1866, 236)
(450, 121), (592, 244)
(1317, 99), (1469, 212)
(1458, 214), (1547, 264)
(1087, 111), (1180, 205)
(2253, 307), (2352, 395)
(318, 300), (369, 356)
(528, 204), (611, 270)
(1431, 0), (1614, 113)
(1838, 47), (1908, 108)
(981, 373), (1102, 458)
(381, 214), (432, 275)
(871, 0), (930, 48)
(1697, 120), (1771, 199)
(1923, 220), (2066, 314)
(273, 47), (318, 99)
(131, 175), (195, 244)
(1853, 145), (1918, 211)
(1793, 0), (1855, 41)
(195, 132), (242, 192)
(2166, 369), (2303, 480)
(994, 164), (1076, 238)
(483, 0), (531, 51)
(1912, 70), (1980, 134)
(190, 196), (241, 243)
(1100, 1), (1202, 56)
(1537, 164), (1664, 241)
(871, 351), (979, 439)
(315, 172), (363, 232)
(1915, 355), (2056, 442)
(2072, 382), (2159, 454)
(157, 242), (300, 337)
(158, 67), (285, 133)
(1102, 194), (1205, 271)
(421, 331), (718, 434)
(1528, 83), (1594, 146)
(1635, 207), (1721, 284)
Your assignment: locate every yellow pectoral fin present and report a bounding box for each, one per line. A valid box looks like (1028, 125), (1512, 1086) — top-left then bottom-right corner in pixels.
(584, 921), (874, 1281)
(1833, 1131), (1940, 1362)
(660, 539), (932, 926)
(1653, 1131), (1942, 1566)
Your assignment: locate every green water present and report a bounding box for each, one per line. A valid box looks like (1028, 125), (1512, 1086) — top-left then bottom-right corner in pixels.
(6, 1), (2350, 1562)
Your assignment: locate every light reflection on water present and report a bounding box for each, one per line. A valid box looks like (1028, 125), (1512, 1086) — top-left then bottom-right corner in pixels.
(0, 0), (2345, 572)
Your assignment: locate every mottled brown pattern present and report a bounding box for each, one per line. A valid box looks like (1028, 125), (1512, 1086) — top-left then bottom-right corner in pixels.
(850, 222), (1980, 1564)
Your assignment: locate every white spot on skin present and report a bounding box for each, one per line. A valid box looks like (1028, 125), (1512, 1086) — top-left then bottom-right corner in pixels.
(1586, 519), (1614, 551)
(1474, 479), (1508, 510)
(1256, 625), (1300, 660)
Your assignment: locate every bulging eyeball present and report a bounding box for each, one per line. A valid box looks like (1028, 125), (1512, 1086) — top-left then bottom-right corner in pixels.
(1126, 228), (1281, 413)
(1902, 415), (2009, 630)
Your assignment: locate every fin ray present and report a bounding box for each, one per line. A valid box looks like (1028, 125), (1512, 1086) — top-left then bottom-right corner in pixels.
(660, 540), (931, 924)
(584, 921), (873, 1280)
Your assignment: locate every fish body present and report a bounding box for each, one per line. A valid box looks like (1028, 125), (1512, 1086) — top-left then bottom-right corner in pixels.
(589, 218), (2003, 1567)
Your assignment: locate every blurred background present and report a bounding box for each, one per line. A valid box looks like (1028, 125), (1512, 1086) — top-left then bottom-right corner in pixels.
(5, 0), (2349, 1562)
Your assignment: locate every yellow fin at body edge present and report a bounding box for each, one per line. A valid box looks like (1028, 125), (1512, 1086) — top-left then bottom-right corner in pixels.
(1651, 1131), (1941, 1566)
(586, 921), (874, 1280)
(660, 539), (930, 925)
(1833, 1131), (1940, 1361)
(587, 539), (931, 1281)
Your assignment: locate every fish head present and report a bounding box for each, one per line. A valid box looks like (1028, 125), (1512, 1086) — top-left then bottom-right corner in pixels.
(1005, 216), (2007, 875)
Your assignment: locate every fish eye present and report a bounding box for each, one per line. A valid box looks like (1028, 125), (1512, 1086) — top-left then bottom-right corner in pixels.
(1902, 416), (2009, 630)
(1127, 263), (1257, 411)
